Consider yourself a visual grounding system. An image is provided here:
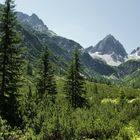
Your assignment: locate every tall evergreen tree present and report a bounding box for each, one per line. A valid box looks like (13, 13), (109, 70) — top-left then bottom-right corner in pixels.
(37, 46), (57, 102)
(64, 48), (86, 108)
(27, 61), (33, 76)
(0, 0), (23, 126)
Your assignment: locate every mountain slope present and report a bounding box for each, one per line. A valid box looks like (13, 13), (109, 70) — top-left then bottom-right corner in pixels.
(17, 12), (56, 37)
(15, 13), (140, 78)
(124, 69), (140, 88)
(1, 5), (140, 79)
(117, 59), (140, 77)
(128, 47), (140, 60)
(36, 32), (116, 76)
(13, 11), (117, 77)
(86, 34), (128, 66)
(17, 12), (49, 34)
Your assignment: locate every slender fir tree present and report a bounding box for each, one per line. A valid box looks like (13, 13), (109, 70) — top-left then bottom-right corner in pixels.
(64, 48), (86, 108)
(27, 62), (33, 76)
(0, 0), (23, 126)
(37, 46), (57, 102)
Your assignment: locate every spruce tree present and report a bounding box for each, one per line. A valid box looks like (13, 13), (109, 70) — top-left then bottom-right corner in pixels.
(27, 62), (33, 76)
(37, 46), (57, 102)
(65, 48), (86, 108)
(0, 0), (23, 126)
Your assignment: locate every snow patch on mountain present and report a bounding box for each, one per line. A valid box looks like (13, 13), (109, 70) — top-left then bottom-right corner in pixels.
(86, 34), (127, 66)
(127, 47), (140, 60)
(89, 52), (123, 66)
(128, 54), (140, 60)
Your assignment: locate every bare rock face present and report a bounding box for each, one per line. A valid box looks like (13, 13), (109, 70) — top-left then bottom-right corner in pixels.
(86, 34), (128, 66)
(128, 47), (140, 60)
(17, 12), (49, 34)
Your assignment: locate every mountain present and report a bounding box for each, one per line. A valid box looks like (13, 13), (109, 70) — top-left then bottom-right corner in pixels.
(14, 11), (117, 77)
(86, 34), (128, 66)
(17, 12), (48, 34)
(1, 4), (140, 79)
(128, 47), (140, 60)
(124, 69), (140, 88)
(117, 59), (140, 77)
(16, 12), (56, 37)
(14, 12), (140, 78)
(37, 33), (117, 76)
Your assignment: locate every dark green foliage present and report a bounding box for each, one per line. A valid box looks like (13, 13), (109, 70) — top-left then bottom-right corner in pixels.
(64, 49), (87, 108)
(27, 62), (33, 76)
(37, 46), (57, 101)
(1, 78), (140, 139)
(93, 83), (98, 94)
(119, 88), (126, 107)
(118, 59), (140, 77)
(124, 69), (140, 88)
(20, 85), (37, 128)
(0, 0), (23, 127)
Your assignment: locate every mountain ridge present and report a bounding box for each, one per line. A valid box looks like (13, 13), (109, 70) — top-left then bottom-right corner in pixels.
(15, 11), (140, 78)
(128, 47), (140, 60)
(15, 11), (117, 77)
(1, 4), (140, 78)
(17, 11), (140, 65)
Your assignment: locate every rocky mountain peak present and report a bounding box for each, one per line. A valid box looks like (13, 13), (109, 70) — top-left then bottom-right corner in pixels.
(101, 34), (127, 56)
(128, 47), (140, 60)
(86, 35), (128, 66)
(104, 34), (115, 40)
(31, 13), (38, 19)
(131, 47), (140, 55)
(30, 13), (44, 26)
(16, 12), (48, 34)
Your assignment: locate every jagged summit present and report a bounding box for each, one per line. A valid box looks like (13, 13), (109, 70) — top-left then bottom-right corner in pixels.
(88, 34), (127, 56)
(104, 34), (115, 40)
(31, 13), (38, 18)
(128, 47), (140, 60)
(86, 35), (127, 66)
(16, 12), (49, 34)
(131, 47), (140, 55)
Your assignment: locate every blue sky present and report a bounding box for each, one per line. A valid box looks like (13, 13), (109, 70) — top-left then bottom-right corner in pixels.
(1, 0), (140, 53)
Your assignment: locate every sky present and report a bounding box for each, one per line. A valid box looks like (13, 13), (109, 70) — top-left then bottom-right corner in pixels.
(0, 0), (140, 53)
